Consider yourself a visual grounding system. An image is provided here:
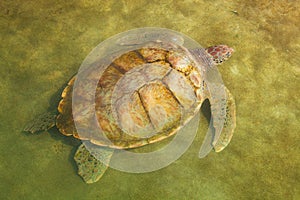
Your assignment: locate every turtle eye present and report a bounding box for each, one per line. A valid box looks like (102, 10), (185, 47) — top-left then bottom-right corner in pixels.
(225, 52), (231, 58)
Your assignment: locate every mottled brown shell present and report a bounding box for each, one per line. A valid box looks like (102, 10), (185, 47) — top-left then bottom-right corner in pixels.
(56, 44), (207, 149)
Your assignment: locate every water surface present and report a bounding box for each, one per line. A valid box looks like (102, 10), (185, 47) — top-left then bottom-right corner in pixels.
(0, 0), (299, 199)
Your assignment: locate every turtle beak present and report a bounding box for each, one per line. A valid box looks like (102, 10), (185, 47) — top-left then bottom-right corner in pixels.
(225, 47), (234, 59)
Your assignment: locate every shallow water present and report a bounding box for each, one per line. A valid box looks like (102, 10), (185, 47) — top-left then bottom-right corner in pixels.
(0, 0), (299, 199)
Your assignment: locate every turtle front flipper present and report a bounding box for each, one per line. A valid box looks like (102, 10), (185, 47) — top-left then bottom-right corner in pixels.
(199, 86), (236, 158)
(23, 112), (57, 133)
(212, 87), (236, 152)
(74, 144), (114, 184)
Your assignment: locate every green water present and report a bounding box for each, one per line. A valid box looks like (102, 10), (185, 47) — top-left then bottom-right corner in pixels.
(0, 0), (299, 199)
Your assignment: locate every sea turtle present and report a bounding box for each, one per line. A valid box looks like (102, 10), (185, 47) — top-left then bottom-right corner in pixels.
(24, 28), (236, 184)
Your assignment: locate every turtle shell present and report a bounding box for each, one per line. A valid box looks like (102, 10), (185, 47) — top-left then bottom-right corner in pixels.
(56, 40), (208, 149)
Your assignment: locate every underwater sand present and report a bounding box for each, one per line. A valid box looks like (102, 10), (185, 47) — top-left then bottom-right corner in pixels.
(0, 0), (299, 199)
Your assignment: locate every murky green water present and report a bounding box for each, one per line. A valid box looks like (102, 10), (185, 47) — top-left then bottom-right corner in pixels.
(1, 0), (299, 199)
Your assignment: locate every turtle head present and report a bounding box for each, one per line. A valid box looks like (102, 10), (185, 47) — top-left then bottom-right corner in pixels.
(205, 45), (234, 65)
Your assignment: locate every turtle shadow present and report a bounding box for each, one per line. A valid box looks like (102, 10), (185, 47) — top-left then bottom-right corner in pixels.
(45, 75), (80, 172)
(201, 99), (211, 122)
(47, 77), (71, 112)
(48, 127), (81, 172)
(44, 77), (81, 173)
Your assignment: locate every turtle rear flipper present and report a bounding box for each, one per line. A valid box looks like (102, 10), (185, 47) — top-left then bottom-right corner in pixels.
(213, 88), (236, 152)
(23, 112), (57, 133)
(74, 144), (114, 184)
